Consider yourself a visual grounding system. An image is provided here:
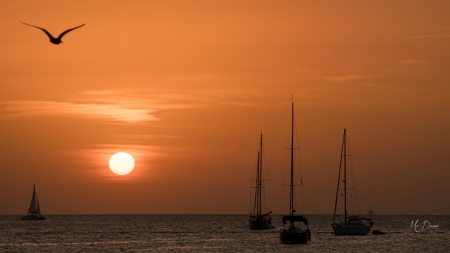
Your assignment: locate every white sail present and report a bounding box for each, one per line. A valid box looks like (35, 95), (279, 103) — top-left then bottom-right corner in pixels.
(27, 184), (37, 213)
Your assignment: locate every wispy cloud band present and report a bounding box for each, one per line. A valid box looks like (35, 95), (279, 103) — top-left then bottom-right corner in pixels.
(2, 100), (157, 122)
(398, 59), (430, 65)
(0, 90), (193, 123)
(324, 75), (366, 82)
(403, 35), (450, 39)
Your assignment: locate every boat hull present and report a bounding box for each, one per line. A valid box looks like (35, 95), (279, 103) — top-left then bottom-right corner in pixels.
(332, 224), (370, 235)
(279, 228), (310, 244)
(249, 218), (273, 230)
(372, 230), (385, 235)
(21, 214), (45, 220)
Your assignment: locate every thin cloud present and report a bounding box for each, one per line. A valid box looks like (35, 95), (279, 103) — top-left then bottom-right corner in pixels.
(324, 75), (366, 82)
(357, 83), (387, 88)
(402, 35), (450, 39)
(80, 90), (122, 96)
(2, 100), (157, 122)
(398, 59), (430, 65)
(1, 90), (191, 123)
(114, 134), (183, 139)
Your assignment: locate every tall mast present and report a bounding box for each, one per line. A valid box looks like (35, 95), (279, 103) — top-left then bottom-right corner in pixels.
(343, 128), (347, 223)
(253, 151), (259, 215)
(259, 132), (263, 216)
(290, 102), (294, 221)
(333, 130), (345, 224)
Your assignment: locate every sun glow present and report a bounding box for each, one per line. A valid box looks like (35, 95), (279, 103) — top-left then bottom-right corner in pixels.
(109, 152), (135, 175)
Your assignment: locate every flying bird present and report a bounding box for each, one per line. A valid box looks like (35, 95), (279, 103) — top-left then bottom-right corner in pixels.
(21, 22), (85, 44)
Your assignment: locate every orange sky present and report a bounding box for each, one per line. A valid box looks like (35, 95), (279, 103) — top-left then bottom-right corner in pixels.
(0, 0), (449, 215)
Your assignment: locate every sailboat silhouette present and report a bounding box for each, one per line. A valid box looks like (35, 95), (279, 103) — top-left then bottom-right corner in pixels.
(21, 184), (45, 220)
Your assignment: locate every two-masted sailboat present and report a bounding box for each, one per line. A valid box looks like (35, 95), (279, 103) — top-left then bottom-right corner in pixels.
(21, 184), (45, 220)
(279, 102), (311, 244)
(249, 132), (273, 230)
(332, 129), (372, 235)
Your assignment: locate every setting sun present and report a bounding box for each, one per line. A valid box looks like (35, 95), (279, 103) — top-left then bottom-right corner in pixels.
(109, 152), (135, 175)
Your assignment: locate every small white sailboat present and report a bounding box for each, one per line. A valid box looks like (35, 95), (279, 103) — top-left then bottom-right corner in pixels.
(249, 132), (273, 230)
(279, 102), (311, 244)
(21, 184), (45, 220)
(332, 129), (372, 235)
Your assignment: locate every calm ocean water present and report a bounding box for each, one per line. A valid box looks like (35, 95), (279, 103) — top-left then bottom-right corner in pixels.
(0, 214), (448, 252)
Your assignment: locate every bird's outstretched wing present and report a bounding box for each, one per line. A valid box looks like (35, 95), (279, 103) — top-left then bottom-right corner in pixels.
(21, 22), (56, 40)
(57, 24), (85, 40)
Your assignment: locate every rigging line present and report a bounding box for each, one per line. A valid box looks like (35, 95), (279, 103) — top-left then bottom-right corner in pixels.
(347, 133), (364, 215)
(261, 135), (273, 214)
(250, 148), (259, 215)
(260, 132), (272, 214)
(249, 186), (252, 215)
(346, 132), (355, 215)
(333, 129), (345, 224)
(281, 127), (290, 214)
(294, 147), (304, 214)
(292, 102), (306, 214)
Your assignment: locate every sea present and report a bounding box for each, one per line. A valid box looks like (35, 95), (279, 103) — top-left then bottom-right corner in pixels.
(0, 214), (448, 252)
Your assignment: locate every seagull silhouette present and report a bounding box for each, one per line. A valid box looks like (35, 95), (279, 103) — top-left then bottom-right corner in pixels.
(21, 22), (85, 44)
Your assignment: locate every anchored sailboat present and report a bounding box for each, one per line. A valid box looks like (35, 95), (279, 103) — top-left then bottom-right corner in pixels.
(332, 129), (372, 235)
(21, 184), (45, 220)
(249, 132), (273, 230)
(279, 102), (311, 244)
